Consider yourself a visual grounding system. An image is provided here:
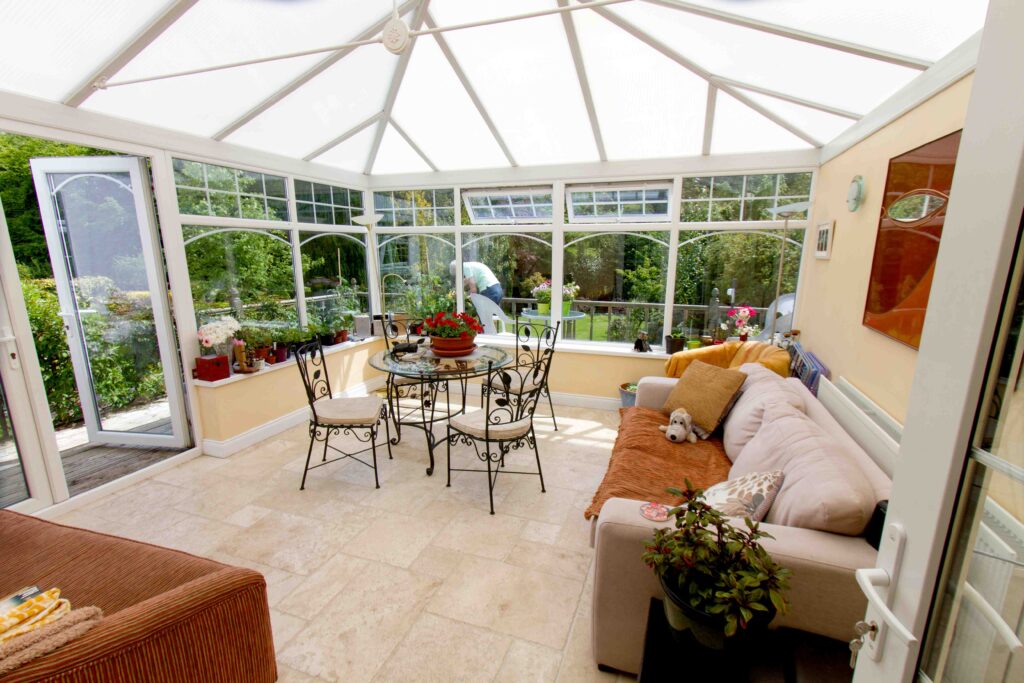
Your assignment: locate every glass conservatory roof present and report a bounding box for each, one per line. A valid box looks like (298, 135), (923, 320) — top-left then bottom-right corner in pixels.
(0, 0), (988, 176)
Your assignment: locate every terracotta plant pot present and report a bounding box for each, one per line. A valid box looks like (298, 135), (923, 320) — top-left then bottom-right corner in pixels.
(252, 346), (271, 361)
(430, 334), (476, 357)
(334, 329), (349, 344)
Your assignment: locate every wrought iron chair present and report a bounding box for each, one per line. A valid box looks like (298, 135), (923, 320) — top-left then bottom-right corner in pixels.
(294, 340), (392, 490)
(378, 313), (429, 442)
(446, 353), (552, 515)
(481, 320), (561, 430)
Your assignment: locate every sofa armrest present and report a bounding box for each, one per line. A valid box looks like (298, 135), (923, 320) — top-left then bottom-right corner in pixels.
(635, 376), (676, 410)
(590, 497), (877, 674)
(1, 568), (276, 683)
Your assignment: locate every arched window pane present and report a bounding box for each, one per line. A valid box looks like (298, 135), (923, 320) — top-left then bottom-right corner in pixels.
(461, 233), (552, 327)
(183, 227), (297, 326)
(672, 230), (804, 338)
(378, 233), (456, 319)
(299, 232), (368, 329)
(563, 231), (670, 346)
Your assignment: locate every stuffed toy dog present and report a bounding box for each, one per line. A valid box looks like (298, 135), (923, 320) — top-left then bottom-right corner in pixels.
(658, 408), (698, 443)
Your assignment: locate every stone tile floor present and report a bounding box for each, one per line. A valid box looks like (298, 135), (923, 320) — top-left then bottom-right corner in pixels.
(54, 404), (633, 682)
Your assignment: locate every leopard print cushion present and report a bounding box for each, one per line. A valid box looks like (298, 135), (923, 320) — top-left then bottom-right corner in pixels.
(703, 470), (784, 521)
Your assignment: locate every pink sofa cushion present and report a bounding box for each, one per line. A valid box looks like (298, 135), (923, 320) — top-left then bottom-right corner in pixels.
(731, 402), (875, 536)
(723, 367), (806, 461)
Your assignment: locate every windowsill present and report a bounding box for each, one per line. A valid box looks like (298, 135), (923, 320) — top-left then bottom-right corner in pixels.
(192, 336), (382, 389)
(474, 334), (671, 360)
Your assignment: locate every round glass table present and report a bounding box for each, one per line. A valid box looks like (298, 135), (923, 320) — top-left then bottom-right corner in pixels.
(519, 308), (586, 336)
(369, 344), (511, 475)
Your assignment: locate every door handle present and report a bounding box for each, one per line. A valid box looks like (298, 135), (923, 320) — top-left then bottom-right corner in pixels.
(855, 567), (919, 646)
(0, 326), (19, 370)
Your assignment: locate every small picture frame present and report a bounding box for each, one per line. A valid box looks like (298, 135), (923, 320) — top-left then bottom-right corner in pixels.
(815, 221), (834, 260)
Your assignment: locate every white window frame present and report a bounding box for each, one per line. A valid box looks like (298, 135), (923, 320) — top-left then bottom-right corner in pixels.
(172, 157), (290, 222)
(372, 188), (457, 228)
(461, 187), (555, 225)
(680, 172), (812, 223)
(293, 178), (365, 227)
(566, 182), (673, 224)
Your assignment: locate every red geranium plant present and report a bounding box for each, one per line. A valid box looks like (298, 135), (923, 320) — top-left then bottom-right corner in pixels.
(422, 311), (483, 340)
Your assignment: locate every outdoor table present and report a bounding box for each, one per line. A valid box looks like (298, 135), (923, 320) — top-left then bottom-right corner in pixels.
(519, 308), (586, 336)
(368, 344), (511, 476)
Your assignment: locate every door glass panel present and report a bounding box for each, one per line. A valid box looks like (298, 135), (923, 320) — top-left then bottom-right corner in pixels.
(0, 371), (29, 507)
(921, 242), (1024, 681)
(46, 171), (171, 438)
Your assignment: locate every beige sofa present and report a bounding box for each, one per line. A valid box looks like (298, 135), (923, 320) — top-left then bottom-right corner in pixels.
(591, 374), (891, 674)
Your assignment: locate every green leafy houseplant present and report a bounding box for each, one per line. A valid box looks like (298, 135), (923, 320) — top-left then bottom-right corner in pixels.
(642, 481), (790, 645)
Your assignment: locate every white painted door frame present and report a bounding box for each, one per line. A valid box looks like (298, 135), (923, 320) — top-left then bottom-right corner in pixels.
(852, 0), (1024, 680)
(0, 197), (66, 510)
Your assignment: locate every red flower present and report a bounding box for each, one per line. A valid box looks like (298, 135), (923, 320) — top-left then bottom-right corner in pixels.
(460, 331), (468, 339)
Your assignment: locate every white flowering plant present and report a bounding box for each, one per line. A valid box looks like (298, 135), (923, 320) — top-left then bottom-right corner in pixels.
(197, 316), (241, 351)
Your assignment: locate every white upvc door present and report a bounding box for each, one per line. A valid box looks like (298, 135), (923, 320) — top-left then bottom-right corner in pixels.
(0, 197), (65, 512)
(851, 0), (1024, 680)
(29, 156), (188, 449)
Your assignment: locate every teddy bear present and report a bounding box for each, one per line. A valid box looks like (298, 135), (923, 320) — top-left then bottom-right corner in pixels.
(658, 408), (698, 443)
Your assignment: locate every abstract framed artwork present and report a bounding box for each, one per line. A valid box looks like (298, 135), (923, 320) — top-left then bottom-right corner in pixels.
(863, 130), (962, 348)
(815, 221), (834, 260)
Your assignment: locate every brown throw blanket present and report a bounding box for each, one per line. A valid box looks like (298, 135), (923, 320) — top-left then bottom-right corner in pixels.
(584, 407), (732, 519)
(0, 607), (103, 676)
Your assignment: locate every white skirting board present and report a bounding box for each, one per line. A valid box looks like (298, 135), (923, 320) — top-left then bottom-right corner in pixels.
(201, 377), (387, 458)
(201, 376), (620, 458)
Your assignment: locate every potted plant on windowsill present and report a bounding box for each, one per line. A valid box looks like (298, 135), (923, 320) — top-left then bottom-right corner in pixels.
(664, 327), (687, 354)
(422, 311), (483, 358)
(562, 281), (580, 315)
(642, 482), (790, 650)
(531, 280), (553, 316)
(194, 316), (240, 381)
(334, 313), (355, 344)
(727, 305), (760, 342)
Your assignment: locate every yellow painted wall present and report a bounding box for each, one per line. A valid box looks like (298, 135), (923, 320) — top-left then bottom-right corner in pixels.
(795, 75), (974, 423)
(195, 340), (386, 442)
(545, 350), (668, 398)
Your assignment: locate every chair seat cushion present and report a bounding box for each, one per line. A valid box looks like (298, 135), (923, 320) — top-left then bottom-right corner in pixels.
(313, 396), (383, 426)
(450, 411), (532, 440)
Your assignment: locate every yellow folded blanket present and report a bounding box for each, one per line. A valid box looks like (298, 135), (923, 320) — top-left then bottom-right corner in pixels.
(0, 589), (70, 644)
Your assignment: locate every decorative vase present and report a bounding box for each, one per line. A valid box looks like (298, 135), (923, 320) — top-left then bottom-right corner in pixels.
(430, 334), (477, 358)
(562, 301), (572, 315)
(537, 302), (551, 315)
(739, 334), (748, 342)
(273, 345), (288, 363)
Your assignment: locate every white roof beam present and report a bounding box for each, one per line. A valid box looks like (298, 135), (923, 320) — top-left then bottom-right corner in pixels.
(425, 12), (516, 167)
(587, 3), (822, 147)
(390, 118), (439, 172)
(364, 0), (432, 175)
(640, 0), (932, 70)
(63, 0), (199, 107)
(559, 0), (607, 162)
(701, 84), (716, 156)
(212, 0), (421, 141)
(303, 112), (382, 162)
(714, 77), (862, 120)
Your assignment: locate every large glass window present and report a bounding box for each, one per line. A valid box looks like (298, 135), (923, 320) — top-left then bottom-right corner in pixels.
(183, 227), (298, 326)
(568, 183), (672, 223)
(563, 231), (670, 346)
(299, 232), (368, 329)
(681, 172), (811, 223)
(461, 233), (553, 323)
(378, 233), (456, 319)
(294, 180), (363, 226)
(462, 189), (554, 225)
(671, 229), (804, 338)
(173, 158), (289, 221)
(373, 189), (455, 228)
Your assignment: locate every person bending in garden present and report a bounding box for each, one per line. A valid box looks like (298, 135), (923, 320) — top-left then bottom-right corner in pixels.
(450, 261), (503, 305)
